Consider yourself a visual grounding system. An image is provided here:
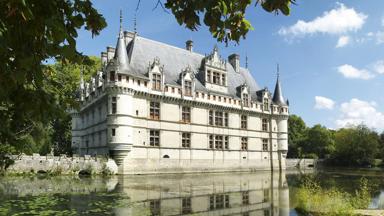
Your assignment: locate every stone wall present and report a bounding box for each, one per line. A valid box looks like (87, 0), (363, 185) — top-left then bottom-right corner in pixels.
(6, 154), (118, 175)
(286, 158), (317, 169)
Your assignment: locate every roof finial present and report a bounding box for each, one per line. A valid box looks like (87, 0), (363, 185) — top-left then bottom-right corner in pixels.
(277, 63), (280, 79)
(133, 12), (137, 32)
(119, 9), (123, 31)
(245, 53), (248, 69)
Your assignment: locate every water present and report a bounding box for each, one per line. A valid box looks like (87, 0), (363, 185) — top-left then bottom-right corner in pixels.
(0, 169), (383, 215)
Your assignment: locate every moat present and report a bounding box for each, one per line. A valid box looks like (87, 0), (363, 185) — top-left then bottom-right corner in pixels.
(1, 169), (384, 215)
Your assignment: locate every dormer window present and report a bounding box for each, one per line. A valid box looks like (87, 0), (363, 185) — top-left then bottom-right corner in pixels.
(152, 74), (161, 90)
(242, 93), (249, 107)
(110, 71), (115, 81)
(264, 98), (269, 111)
(212, 72), (220, 84)
(184, 81), (192, 96)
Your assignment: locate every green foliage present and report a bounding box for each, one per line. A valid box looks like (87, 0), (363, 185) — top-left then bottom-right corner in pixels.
(302, 124), (335, 159)
(165, 0), (295, 44)
(288, 115), (307, 158)
(331, 125), (380, 166)
(0, 0), (106, 154)
(295, 177), (372, 215)
(0, 144), (16, 174)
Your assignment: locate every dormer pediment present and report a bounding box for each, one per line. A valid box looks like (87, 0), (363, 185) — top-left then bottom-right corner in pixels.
(149, 57), (164, 74)
(204, 45), (226, 71)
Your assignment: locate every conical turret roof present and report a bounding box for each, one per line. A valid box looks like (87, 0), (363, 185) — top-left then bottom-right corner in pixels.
(114, 11), (129, 71)
(272, 73), (287, 106)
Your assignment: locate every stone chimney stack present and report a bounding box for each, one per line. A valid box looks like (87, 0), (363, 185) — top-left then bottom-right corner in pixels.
(107, 46), (115, 62)
(101, 52), (107, 66)
(186, 40), (193, 52)
(228, 53), (240, 73)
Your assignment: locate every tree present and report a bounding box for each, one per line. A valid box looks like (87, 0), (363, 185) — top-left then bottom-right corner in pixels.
(287, 115), (307, 158)
(332, 125), (380, 166)
(165, 0), (295, 43)
(302, 124), (335, 159)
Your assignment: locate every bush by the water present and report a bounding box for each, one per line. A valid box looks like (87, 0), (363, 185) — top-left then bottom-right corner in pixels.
(295, 177), (371, 216)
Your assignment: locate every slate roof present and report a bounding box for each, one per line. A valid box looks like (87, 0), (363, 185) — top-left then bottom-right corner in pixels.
(272, 75), (287, 106)
(109, 32), (264, 100)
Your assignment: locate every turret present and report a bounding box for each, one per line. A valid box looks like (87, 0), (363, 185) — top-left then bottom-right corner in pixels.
(114, 10), (129, 72)
(272, 70), (287, 106)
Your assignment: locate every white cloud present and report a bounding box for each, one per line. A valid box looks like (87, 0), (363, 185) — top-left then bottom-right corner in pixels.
(315, 96), (335, 110)
(372, 60), (384, 74)
(336, 98), (384, 131)
(376, 31), (384, 44)
(336, 35), (350, 47)
(278, 3), (367, 37)
(337, 64), (374, 80)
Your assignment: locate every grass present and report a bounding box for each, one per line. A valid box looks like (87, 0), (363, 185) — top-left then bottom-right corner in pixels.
(295, 177), (371, 216)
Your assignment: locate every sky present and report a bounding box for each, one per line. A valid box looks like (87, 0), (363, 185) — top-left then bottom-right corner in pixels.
(76, 0), (384, 132)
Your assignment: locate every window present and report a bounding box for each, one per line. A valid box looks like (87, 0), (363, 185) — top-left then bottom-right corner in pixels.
(224, 136), (229, 149)
(182, 198), (192, 214)
(109, 71), (115, 81)
(182, 133), (191, 148)
(150, 130), (160, 146)
(144, 81), (147, 87)
(262, 118), (268, 131)
(241, 115), (247, 129)
(264, 209), (270, 216)
(241, 137), (248, 150)
(209, 110), (214, 125)
(137, 80), (141, 85)
(210, 194), (230, 210)
(263, 189), (270, 202)
(224, 113), (229, 127)
(242, 93), (249, 107)
(213, 71), (220, 84)
(215, 111), (223, 126)
(152, 73), (161, 90)
(184, 80), (192, 96)
(263, 98), (269, 111)
(149, 200), (161, 216)
(207, 70), (211, 83)
(215, 135), (223, 149)
(150, 102), (160, 120)
(111, 128), (116, 137)
(118, 74), (122, 81)
(209, 135), (214, 149)
(222, 74), (226, 86)
(182, 107), (191, 123)
(111, 97), (117, 114)
(242, 191), (249, 205)
(126, 76), (129, 83)
(263, 139), (269, 151)
(172, 87), (175, 93)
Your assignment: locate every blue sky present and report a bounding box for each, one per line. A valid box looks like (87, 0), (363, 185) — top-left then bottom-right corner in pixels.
(77, 0), (384, 131)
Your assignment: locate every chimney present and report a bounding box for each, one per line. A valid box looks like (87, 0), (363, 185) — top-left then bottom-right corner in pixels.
(228, 53), (240, 73)
(101, 52), (107, 66)
(186, 40), (193, 52)
(124, 31), (136, 45)
(107, 46), (115, 62)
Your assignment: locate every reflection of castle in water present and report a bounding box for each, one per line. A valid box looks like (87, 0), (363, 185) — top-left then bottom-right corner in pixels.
(0, 171), (289, 215)
(114, 171), (289, 216)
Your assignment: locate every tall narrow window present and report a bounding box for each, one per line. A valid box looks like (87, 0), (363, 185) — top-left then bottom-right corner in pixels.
(182, 198), (192, 214)
(213, 72), (220, 84)
(152, 74), (161, 90)
(207, 70), (211, 83)
(263, 98), (269, 111)
(182, 107), (191, 123)
(241, 115), (247, 129)
(215, 111), (223, 126)
(182, 133), (191, 148)
(224, 113), (229, 127)
(263, 189), (270, 202)
(109, 71), (115, 81)
(111, 128), (116, 137)
(241, 137), (248, 150)
(242, 191), (249, 205)
(242, 93), (249, 107)
(150, 130), (160, 146)
(262, 118), (268, 131)
(221, 74), (226, 86)
(150, 102), (160, 120)
(224, 136), (229, 149)
(262, 139), (269, 151)
(111, 97), (117, 114)
(215, 135), (223, 149)
(209, 135), (214, 149)
(184, 81), (192, 96)
(209, 110), (214, 125)
(118, 74), (122, 81)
